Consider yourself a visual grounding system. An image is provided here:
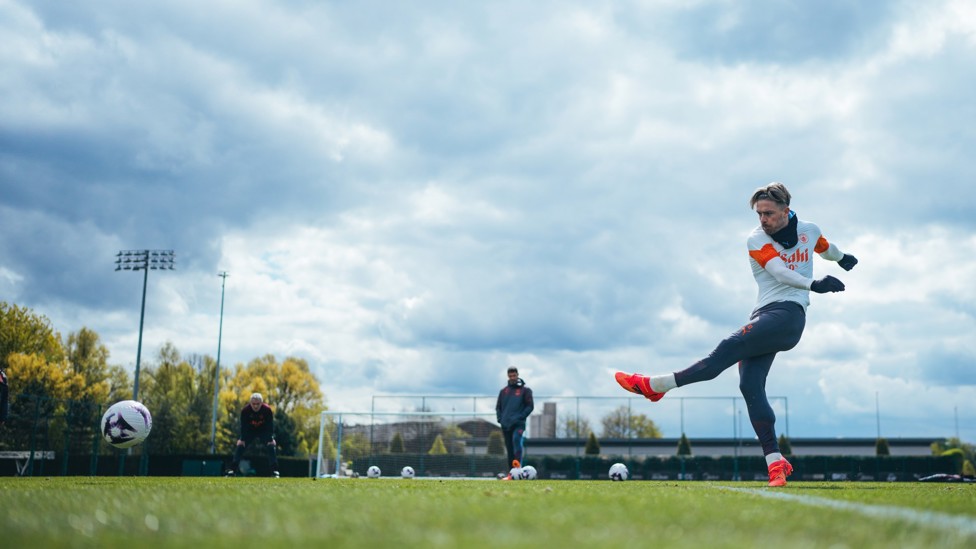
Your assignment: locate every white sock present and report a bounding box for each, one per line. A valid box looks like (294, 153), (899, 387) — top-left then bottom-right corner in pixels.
(765, 452), (783, 467)
(648, 374), (677, 393)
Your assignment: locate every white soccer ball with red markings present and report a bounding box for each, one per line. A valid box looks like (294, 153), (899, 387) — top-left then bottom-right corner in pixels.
(101, 400), (153, 449)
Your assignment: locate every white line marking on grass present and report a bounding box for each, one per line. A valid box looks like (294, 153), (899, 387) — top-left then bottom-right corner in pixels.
(716, 486), (976, 538)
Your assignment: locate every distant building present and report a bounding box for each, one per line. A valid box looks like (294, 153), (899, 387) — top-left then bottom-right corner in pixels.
(530, 402), (557, 438)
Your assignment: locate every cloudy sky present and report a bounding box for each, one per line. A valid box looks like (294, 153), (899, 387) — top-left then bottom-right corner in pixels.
(2, 1), (975, 443)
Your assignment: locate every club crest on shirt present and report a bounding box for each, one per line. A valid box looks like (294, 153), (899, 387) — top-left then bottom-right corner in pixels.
(799, 234), (808, 244)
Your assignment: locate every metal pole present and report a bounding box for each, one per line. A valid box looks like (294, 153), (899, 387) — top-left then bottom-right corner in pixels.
(784, 396), (790, 438)
(316, 412), (325, 477)
(680, 397), (685, 435)
(210, 271), (228, 454)
(133, 263), (149, 401)
(875, 391), (881, 439)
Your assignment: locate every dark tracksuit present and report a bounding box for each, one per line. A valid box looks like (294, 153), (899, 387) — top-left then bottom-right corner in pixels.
(231, 402), (279, 473)
(496, 379), (534, 466)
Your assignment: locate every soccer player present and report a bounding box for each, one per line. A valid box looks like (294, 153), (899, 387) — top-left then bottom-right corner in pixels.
(226, 393), (280, 478)
(615, 183), (857, 487)
(496, 366), (534, 479)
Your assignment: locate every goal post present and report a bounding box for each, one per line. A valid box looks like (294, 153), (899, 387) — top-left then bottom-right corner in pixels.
(316, 411), (508, 479)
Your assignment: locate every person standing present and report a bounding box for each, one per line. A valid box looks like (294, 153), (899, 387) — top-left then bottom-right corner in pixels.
(226, 393), (280, 478)
(615, 182), (857, 487)
(496, 366), (534, 478)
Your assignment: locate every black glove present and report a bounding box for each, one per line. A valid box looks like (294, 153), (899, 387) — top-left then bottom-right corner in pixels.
(838, 254), (858, 271)
(810, 275), (845, 293)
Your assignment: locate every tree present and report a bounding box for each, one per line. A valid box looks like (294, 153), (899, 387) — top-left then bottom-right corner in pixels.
(601, 406), (662, 438)
(62, 328), (115, 451)
(140, 343), (213, 454)
(65, 328), (110, 397)
(1, 317), (125, 455)
(677, 433), (692, 456)
(875, 437), (890, 456)
(778, 434), (793, 456)
(964, 460), (975, 478)
(0, 303), (71, 448)
(273, 407), (301, 456)
(931, 438), (976, 465)
(584, 431), (600, 455)
(105, 365), (133, 403)
(389, 432), (405, 453)
(320, 426), (336, 461)
(2, 352), (85, 451)
(487, 430), (505, 455)
(341, 433), (371, 463)
(558, 415), (592, 439)
(439, 424), (471, 454)
(0, 302), (64, 371)
(4, 352), (83, 402)
(428, 434), (448, 455)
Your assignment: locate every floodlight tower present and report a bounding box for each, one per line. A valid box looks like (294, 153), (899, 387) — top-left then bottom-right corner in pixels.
(210, 271), (228, 454)
(115, 249), (175, 401)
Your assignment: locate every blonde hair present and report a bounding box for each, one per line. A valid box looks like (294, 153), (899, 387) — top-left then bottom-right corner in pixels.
(749, 182), (791, 208)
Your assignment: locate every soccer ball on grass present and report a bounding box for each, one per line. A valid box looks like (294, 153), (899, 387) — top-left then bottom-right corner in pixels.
(367, 465), (382, 478)
(401, 466), (415, 479)
(519, 465), (538, 480)
(609, 462), (629, 481)
(101, 400), (152, 449)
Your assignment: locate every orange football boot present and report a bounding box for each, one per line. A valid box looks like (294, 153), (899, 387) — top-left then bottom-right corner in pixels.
(614, 372), (666, 402)
(767, 458), (793, 487)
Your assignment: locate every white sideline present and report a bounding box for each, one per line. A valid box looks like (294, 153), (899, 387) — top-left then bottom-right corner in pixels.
(716, 486), (976, 538)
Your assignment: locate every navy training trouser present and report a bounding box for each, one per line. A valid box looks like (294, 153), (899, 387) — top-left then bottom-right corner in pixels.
(231, 434), (279, 473)
(674, 301), (806, 455)
(502, 424), (525, 466)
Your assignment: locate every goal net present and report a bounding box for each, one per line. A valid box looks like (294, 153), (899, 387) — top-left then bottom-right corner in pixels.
(315, 411), (508, 479)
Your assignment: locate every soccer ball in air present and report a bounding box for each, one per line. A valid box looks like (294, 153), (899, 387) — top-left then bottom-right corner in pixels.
(367, 465), (382, 478)
(609, 462), (629, 481)
(101, 400), (153, 449)
(401, 466), (415, 479)
(519, 465), (538, 480)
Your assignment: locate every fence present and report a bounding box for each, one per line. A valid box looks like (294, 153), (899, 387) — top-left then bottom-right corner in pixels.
(369, 393), (790, 444)
(0, 393), (149, 476)
(0, 392), (961, 480)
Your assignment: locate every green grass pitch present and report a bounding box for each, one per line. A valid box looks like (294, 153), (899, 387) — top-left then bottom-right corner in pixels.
(2, 477), (974, 548)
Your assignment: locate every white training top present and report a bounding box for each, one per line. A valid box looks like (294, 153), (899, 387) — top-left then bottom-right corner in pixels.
(747, 218), (844, 311)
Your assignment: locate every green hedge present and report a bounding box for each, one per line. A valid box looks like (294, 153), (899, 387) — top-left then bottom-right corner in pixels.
(530, 454), (960, 481)
(3, 452), (960, 480)
(350, 454), (507, 478)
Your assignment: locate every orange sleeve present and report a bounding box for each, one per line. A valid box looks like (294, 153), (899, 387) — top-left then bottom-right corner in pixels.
(814, 236), (830, 254)
(749, 243), (780, 268)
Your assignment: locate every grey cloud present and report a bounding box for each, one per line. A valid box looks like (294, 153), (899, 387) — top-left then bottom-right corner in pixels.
(647, 0), (895, 64)
(3, 1), (976, 440)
